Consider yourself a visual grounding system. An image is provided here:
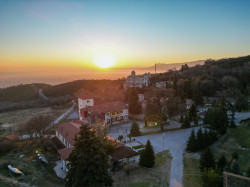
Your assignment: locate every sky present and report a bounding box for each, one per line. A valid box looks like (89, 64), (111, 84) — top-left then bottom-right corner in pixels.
(0, 0), (250, 73)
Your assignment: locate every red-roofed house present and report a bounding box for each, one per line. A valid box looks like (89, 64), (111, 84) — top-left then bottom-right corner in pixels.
(79, 99), (129, 125)
(78, 97), (94, 120)
(54, 120), (136, 172)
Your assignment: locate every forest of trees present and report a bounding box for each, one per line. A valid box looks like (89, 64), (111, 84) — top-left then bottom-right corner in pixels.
(154, 55), (250, 100)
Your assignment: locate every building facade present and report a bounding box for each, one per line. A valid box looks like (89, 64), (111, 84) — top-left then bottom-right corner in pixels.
(78, 97), (94, 120)
(79, 100), (129, 125)
(124, 71), (150, 89)
(54, 120), (136, 172)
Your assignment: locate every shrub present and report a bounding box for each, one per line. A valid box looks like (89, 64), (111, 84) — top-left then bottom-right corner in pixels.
(0, 140), (15, 155)
(132, 145), (145, 150)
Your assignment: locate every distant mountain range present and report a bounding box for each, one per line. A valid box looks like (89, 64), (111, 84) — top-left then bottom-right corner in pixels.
(135, 60), (205, 73)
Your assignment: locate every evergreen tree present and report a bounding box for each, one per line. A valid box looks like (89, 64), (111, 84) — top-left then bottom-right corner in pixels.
(208, 130), (217, 145)
(128, 89), (142, 116)
(203, 128), (209, 147)
(186, 129), (197, 152)
(139, 140), (155, 168)
(193, 83), (203, 106)
(66, 125), (113, 187)
(217, 155), (227, 171)
(181, 114), (190, 129)
(236, 94), (248, 112)
(196, 128), (204, 150)
(200, 148), (216, 171)
(201, 168), (223, 187)
(130, 121), (141, 136)
(188, 104), (197, 121)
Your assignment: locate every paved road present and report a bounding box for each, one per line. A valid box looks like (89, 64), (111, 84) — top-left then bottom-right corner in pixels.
(46, 103), (76, 130)
(39, 89), (48, 100)
(67, 110), (79, 120)
(108, 125), (200, 187)
(135, 127), (200, 187)
(234, 112), (250, 125)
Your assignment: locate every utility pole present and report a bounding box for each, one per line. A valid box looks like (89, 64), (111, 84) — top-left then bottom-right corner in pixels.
(155, 63), (156, 75)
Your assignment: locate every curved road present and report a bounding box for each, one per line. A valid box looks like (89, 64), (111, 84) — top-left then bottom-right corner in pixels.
(39, 89), (48, 100)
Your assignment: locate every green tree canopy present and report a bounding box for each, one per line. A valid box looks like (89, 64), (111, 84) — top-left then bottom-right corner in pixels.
(204, 106), (228, 135)
(66, 125), (113, 187)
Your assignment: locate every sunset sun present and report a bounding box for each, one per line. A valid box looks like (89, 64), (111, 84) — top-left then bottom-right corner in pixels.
(93, 54), (116, 68)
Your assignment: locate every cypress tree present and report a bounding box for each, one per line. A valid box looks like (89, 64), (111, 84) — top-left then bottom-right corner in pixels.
(186, 129), (197, 152)
(130, 121), (141, 136)
(128, 89), (142, 116)
(196, 128), (204, 150)
(199, 148), (216, 171)
(139, 140), (155, 168)
(66, 125), (113, 187)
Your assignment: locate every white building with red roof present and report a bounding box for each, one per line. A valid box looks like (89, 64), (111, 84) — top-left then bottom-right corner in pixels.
(78, 99), (129, 125)
(53, 120), (136, 172)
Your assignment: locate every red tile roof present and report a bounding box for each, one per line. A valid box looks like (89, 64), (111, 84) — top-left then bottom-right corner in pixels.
(83, 101), (128, 114)
(111, 145), (137, 161)
(58, 142), (136, 161)
(58, 147), (74, 160)
(3, 135), (19, 141)
(51, 136), (66, 150)
(55, 120), (88, 145)
(78, 97), (93, 100)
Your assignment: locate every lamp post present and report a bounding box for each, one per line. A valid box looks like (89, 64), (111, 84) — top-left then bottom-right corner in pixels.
(162, 132), (165, 156)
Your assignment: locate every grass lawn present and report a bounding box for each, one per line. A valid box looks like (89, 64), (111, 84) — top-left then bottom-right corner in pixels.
(112, 150), (172, 187)
(0, 139), (64, 187)
(213, 125), (250, 173)
(183, 153), (202, 187)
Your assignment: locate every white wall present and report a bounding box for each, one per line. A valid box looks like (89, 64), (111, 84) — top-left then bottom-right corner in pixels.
(78, 98), (94, 110)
